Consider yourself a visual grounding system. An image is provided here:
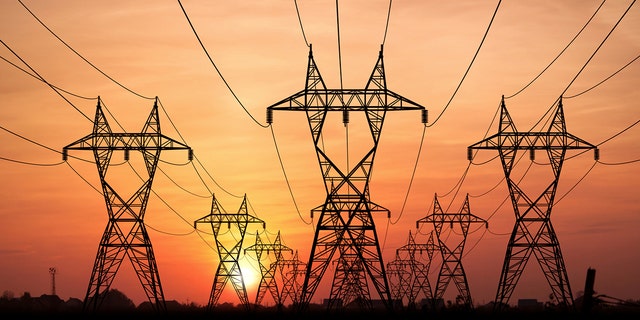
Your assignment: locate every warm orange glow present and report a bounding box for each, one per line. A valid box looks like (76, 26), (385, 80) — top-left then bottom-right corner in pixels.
(0, 0), (638, 309)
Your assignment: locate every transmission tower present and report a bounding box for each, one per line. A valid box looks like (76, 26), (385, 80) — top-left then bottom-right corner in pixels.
(194, 194), (265, 310)
(244, 231), (292, 308)
(468, 96), (598, 309)
(63, 98), (192, 312)
(279, 250), (306, 307)
(49, 267), (57, 296)
(416, 193), (487, 308)
(396, 230), (437, 308)
(266, 44), (427, 311)
(386, 254), (412, 307)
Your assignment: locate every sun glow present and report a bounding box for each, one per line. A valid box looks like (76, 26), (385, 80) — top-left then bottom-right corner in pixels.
(240, 260), (261, 288)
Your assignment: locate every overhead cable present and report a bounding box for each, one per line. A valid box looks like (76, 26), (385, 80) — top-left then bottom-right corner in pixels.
(176, 0), (269, 128)
(505, 0), (607, 99)
(0, 39), (92, 122)
(18, 0), (155, 100)
(427, 0), (502, 128)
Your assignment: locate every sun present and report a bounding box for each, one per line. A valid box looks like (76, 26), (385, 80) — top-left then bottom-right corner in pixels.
(240, 261), (261, 288)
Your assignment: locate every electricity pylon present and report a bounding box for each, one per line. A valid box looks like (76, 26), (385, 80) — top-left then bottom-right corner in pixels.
(267, 44), (427, 311)
(386, 254), (412, 307)
(63, 97), (192, 312)
(396, 230), (437, 308)
(468, 96), (598, 309)
(193, 194), (265, 310)
(245, 231), (292, 308)
(416, 194), (487, 308)
(279, 250), (306, 307)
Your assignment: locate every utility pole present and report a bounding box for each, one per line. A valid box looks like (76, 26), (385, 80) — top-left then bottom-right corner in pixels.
(468, 96), (598, 309)
(63, 97), (192, 312)
(49, 267), (57, 296)
(267, 44), (427, 311)
(194, 194), (265, 310)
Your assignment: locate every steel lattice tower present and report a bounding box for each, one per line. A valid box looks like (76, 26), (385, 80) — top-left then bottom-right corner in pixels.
(63, 98), (192, 312)
(416, 194), (487, 308)
(193, 194), (265, 310)
(468, 97), (598, 309)
(386, 254), (412, 306)
(267, 44), (426, 310)
(396, 230), (437, 308)
(279, 250), (306, 307)
(245, 231), (292, 308)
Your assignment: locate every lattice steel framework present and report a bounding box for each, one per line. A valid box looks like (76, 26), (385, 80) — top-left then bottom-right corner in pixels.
(266, 44), (426, 311)
(63, 98), (192, 312)
(386, 253), (412, 306)
(245, 231), (292, 308)
(416, 194), (487, 308)
(279, 250), (306, 307)
(396, 230), (437, 308)
(193, 194), (265, 310)
(468, 97), (598, 309)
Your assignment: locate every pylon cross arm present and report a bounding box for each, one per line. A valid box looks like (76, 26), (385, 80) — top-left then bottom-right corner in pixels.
(63, 133), (191, 151)
(194, 213), (265, 226)
(267, 89), (425, 112)
(468, 132), (597, 150)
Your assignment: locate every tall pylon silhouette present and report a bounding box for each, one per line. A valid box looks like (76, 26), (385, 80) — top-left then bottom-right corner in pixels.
(63, 97), (192, 312)
(267, 44), (426, 311)
(396, 230), (437, 308)
(193, 194), (265, 310)
(416, 194), (487, 308)
(468, 96), (598, 309)
(245, 231), (292, 308)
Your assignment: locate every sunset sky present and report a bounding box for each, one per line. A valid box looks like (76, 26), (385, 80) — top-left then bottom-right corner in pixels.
(1, 0), (638, 308)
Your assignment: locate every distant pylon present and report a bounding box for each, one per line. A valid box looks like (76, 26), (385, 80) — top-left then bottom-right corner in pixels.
(396, 230), (437, 308)
(416, 194), (487, 308)
(330, 251), (372, 310)
(279, 250), (306, 307)
(468, 96), (598, 309)
(193, 194), (265, 310)
(63, 97), (192, 312)
(245, 231), (292, 308)
(386, 253), (412, 306)
(267, 44), (427, 311)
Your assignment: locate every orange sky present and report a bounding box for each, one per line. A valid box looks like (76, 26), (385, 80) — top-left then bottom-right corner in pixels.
(1, 0), (638, 308)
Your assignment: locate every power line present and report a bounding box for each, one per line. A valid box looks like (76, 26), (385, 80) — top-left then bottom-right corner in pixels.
(505, 0), (607, 99)
(564, 53), (640, 98)
(18, 0), (227, 200)
(18, 0), (155, 100)
(0, 156), (64, 167)
(427, 0), (502, 128)
(335, 0), (344, 91)
(598, 159), (640, 165)
(293, 0), (310, 47)
(0, 39), (92, 122)
(0, 54), (97, 100)
(559, 0), (636, 98)
(382, 0), (393, 46)
(270, 125), (311, 226)
(392, 125), (427, 224)
(530, 0), (637, 131)
(598, 119), (639, 146)
(176, 0), (269, 128)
